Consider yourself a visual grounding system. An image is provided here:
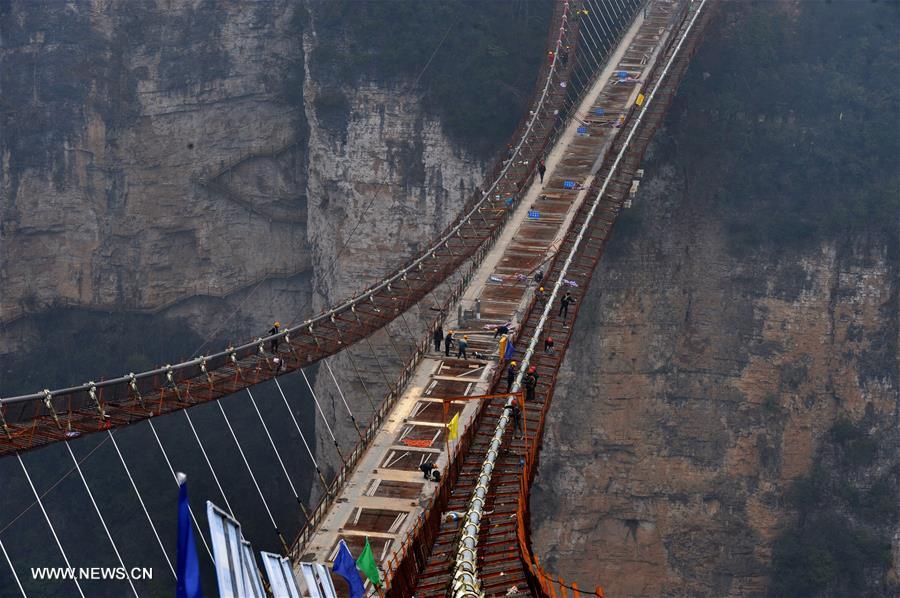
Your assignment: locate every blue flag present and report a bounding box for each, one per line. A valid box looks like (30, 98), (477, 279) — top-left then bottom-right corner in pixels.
(332, 540), (365, 598)
(177, 475), (203, 598)
(504, 339), (516, 361)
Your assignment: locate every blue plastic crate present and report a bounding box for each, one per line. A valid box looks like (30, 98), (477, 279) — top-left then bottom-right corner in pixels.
(527, 210), (540, 219)
(577, 126), (588, 135)
(563, 181), (575, 189)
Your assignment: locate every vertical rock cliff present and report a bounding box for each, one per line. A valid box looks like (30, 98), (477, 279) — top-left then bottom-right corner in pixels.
(531, 2), (899, 595)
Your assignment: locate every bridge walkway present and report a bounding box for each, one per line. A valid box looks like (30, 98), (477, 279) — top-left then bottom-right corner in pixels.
(291, 2), (679, 595)
(411, 1), (690, 595)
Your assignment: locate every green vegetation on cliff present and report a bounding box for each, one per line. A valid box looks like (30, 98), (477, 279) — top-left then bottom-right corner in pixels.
(669, 0), (899, 254)
(308, 0), (553, 155)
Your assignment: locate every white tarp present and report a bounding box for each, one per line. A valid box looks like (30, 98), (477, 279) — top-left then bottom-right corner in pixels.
(297, 561), (337, 598)
(206, 501), (265, 598)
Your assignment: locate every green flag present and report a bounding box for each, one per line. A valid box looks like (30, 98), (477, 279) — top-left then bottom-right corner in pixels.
(356, 537), (381, 587)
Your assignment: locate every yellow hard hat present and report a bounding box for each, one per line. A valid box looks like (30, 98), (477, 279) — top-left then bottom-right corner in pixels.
(539, 287), (544, 291)
(511, 361), (517, 366)
(463, 335), (469, 340)
(274, 321), (280, 327)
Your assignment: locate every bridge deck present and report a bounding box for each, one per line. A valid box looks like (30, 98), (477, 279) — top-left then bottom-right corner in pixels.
(412, 2), (689, 595)
(292, 2), (685, 595)
(292, 57), (605, 592)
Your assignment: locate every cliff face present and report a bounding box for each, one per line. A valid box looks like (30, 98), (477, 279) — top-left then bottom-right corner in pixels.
(530, 163), (898, 596)
(530, 2), (899, 595)
(0, 0), (502, 393)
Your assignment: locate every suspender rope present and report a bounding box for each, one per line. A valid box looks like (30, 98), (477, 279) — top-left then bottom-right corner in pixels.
(183, 411), (234, 517)
(63, 443), (139, 598)
(322, 360), (364, 441)
(107, 430), (176, 579)
(363, 335), (396, 395)
(15, 453), (85, 598)
(272, 378), (331, 494)
(344, 346), (379, 414)
(0, 536), (26, 598)
(245, 389), (310, 521)
(216, 402), (289, 554)
(381, 321), (408, 368)
(299, 370), (347, 467)
(147, 421), (213, 561)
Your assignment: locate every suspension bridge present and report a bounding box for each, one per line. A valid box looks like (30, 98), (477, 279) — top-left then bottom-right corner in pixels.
(0, 0), (713, 596)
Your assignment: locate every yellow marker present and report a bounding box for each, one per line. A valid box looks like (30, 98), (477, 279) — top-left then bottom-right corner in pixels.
(636, 93), (645, 106)
(447, 412), (460, 441)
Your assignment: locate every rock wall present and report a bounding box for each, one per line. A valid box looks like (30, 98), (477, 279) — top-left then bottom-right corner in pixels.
(0, 0), (310, 335)
(530, 158), (898, 595)
(530, 2), (900, 592)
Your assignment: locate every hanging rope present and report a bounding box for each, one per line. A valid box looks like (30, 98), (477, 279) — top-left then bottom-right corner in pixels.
(273, 378), (330, 493)
(343, 346), (378, 414)
(183, 410), (234, 517)
(322, 360), (364, 441)
(63, 443), (139, 598)
(363, 334), (397, 396)
(147, 421), (213, 561)
(107, 429), (176, 579)
(216, 401), (289, 553)
(299, 370), (347, 467)
(0, 536), (25, 598)
(245, 389), (310, 521)
(16, 453), (86, 598)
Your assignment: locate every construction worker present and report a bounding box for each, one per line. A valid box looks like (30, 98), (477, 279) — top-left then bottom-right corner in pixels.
(559, 292), (575, 319)
(506, 361), (518, 393)
(432, 469), (441, 483)
(434, 325), (444, 352)
(494, 323), (510, 339)
(534, 269), (544, 285)
(509, 402), (522, 438)
(457, 335), (469, 360)
(538, 159), (546, 184)
(420, 461), (435, 480)
(269, 321), (280, 353)
(535, 287), (546, 306)
(444, 330), (454, 357)
(524, 370), (537, 403)
(544, 336), (555, 355)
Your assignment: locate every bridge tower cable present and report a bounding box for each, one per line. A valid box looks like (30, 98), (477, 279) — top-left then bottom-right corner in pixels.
(15, 453), (86, 598)
(273, 378), (331, 494)
(147, 421), (214, 561)
(106, 429), (177, 579)
(63, 442), (140, 597)
(245, 388), (311, 521)
(215, 401), (289, 554)
(0, 536), (26, 598)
